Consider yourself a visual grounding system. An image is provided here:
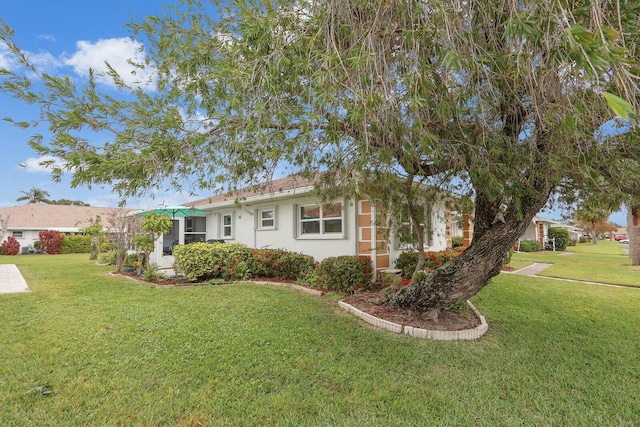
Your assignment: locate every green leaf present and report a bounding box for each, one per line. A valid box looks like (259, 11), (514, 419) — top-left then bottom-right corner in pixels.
(603, 92), (635, 120)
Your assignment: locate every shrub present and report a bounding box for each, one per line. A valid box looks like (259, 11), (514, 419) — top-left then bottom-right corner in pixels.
(60, 234), (91, 253)
(1, 236), (20, 255)
(548, 227), (570, 251)
(317, 255), (373, 292)
(296, 263), (321, 287)
(394, 250), (461, 277)
(98, 250), (118, 265)
(248, 248), (315, 280)
(578, 236), (590, 244)
(39, 230), (65, 254)
(451, 236), (464, 248)
(173, 242), (254, 281)
(518, 239), (541, 252)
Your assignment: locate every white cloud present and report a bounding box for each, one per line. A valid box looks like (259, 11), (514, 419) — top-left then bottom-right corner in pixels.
(0, 43), (17, 70)
(64, 37), (156, 90)
(20, 155), (64, 173)
(38, 34), (56, 42)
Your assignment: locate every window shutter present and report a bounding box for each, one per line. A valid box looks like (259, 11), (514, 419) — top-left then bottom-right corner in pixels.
(292, 204), (298, 238)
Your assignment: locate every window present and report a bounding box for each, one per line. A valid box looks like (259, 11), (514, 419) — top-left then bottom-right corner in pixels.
(299, 202), (343, 236)
(259, 207), (275, 229)
(395, 205), (432, 249)
(222, 214), (233, 238)
(12, 231), (23, 239)
(184, 216), (206, 244)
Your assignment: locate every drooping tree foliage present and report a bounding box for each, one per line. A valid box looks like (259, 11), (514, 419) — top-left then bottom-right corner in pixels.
(2, 0), (640, 317)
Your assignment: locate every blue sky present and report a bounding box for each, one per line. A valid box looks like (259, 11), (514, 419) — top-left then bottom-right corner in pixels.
(0, 2), (628, 225)
(0, 1), (183, 210)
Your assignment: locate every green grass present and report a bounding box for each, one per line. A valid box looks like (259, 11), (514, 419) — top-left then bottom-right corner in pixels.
(1, 254), (639, 425)
(512, 240), (640, 287)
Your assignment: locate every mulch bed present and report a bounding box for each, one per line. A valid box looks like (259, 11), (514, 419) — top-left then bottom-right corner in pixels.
(343, 291), (482, 331)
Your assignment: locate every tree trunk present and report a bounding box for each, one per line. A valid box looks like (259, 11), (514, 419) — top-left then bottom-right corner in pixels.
(0, 215), (9, 242)
(390, 187), (552, 319)
(628, 205), (640, 265)
(591, 220), (598, 244)
(89, 235), (98, 260)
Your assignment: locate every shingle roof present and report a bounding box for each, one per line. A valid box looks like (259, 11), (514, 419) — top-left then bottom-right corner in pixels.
(0, 204), (138, 230)
(188, 175), (317, 207)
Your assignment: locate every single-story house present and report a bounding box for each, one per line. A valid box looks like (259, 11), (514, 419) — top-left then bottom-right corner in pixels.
(520, 215), (584, 248)
(149, 175), (473, 275)
(0, 204), (137, 253)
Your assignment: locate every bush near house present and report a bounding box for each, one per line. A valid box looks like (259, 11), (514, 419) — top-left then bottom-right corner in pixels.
(518, 239), (541, 252)
(60, 234), (92, 254)
(249, 248), (315, 281)
(451, 236), (464, 248)
(548, 227), (570, 251)
(394, 250), (461, 278)
(1, 236), (20, 255)
(173, 242), (254, 281)
(317, 256), (373, 292)
(39, 230), (65, 254)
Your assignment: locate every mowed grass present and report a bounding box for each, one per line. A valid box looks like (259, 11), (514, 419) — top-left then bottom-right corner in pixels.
(511, 239), (640, 287)
(0, 254), (639, 425)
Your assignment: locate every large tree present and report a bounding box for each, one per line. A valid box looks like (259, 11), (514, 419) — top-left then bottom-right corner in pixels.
(2, 0), (640, 318)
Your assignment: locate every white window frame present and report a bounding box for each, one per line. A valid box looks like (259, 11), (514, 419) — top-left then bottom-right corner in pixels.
(298, 202), (344, 238)
(221, 213), (233, 239)
(258, 207), (276, 230)
(12, 231), (23, 239)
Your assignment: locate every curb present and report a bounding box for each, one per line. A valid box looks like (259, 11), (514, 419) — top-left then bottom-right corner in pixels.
(338, 300), (488, 340)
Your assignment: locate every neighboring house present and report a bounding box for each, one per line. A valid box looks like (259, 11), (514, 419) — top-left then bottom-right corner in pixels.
(149, 175), (473, 275)
(520, 215), (584, 248)
(520, 216), (555, 247)
(0, 204), (136, 253)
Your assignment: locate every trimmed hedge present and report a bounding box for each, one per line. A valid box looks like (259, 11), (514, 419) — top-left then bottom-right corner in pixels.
(248, 248), (315, 281)
(61, 234), (92, 253)
(173, 242), (254, 281)
(317, 256), (373, 292)
(394, 249), (461, 277)
(518, 239), (541, 252)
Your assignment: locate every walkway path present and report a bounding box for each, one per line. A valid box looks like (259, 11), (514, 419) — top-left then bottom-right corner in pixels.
(0, 264), (30, 294)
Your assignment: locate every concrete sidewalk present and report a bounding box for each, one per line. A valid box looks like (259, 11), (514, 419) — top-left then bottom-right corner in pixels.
(0, 264), (30, 294)
(508, 262), (553, 276)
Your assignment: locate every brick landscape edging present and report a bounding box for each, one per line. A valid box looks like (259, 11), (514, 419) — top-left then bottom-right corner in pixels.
(338, 300), (488, 340)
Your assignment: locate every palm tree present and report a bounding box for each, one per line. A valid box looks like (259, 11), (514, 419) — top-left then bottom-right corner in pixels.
(16, 188), (52, 204)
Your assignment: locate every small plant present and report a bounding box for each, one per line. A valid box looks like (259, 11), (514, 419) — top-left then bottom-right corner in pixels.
(1, 236), (20, 255)
(142, 263), (163, 282)
(381, 272), (403, 290)
(451, 236), (464, 248)
(98, 250), (118, 265)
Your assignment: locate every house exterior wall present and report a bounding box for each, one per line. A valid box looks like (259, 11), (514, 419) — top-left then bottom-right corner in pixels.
(151, 191), (450, 273)
(205, 196), (358, 262)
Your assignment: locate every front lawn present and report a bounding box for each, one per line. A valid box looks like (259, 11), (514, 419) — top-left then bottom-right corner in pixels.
(511, 240), (640, 287)
(0, 254), (638, 425)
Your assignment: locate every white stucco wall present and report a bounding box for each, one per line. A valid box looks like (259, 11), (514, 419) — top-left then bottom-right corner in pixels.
(206, 197), (358, 262)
